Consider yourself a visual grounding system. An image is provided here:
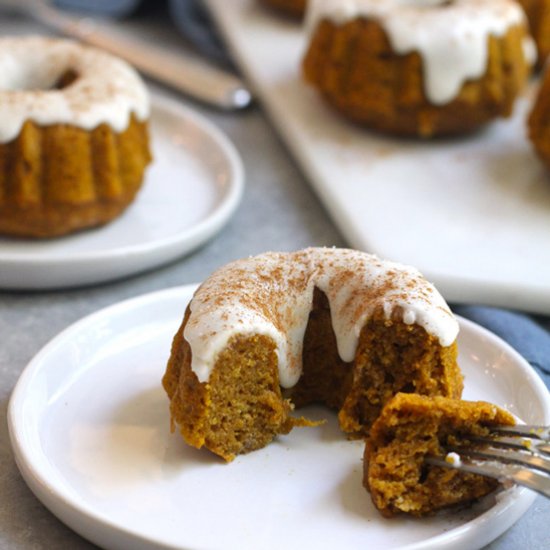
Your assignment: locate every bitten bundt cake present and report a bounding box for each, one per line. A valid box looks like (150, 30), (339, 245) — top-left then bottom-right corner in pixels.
(528, 66), (550, 170)
(302, 0), (533, 137)
(259, 0), (307, 18)
(163, 248), (463, 461)
(516, 0), (550, 69)
(0, 36), (151, 238)
(364, 393), (516, 517)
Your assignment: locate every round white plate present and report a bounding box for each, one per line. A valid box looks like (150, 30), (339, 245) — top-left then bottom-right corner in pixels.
(8, 285), (550, 550)
(0, 97), (243, 289)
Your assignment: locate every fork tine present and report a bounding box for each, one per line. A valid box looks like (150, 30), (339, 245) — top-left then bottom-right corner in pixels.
(423, 425), (550, 499)
(447, 445), (550, 475)
(426, 456), (550, 498)
(491, 425), (550, 441)
(470, 435), (550, 457)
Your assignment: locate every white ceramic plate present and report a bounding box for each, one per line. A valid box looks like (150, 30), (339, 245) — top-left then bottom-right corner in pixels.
(205, 0), (550, 314)
(0, 96), (243, 289)
(8, 285), (550, 550)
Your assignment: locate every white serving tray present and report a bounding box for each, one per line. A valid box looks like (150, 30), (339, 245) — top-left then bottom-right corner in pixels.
(206, 0), (550, 314)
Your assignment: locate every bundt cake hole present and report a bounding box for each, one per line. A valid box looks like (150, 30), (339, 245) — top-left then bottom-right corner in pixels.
(1, 68), (80, 92)
(53, 69), (80, 90)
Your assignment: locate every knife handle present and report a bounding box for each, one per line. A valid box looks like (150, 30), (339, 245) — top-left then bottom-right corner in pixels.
(31, 2), (253, 110)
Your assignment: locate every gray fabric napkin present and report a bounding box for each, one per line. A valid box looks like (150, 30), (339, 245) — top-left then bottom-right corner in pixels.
(53, 0), (142, 18)
(52, 0), (550, 392)
(168, 0), (234, 67)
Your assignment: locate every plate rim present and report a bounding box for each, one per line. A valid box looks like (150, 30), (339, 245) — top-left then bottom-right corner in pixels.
(8, 285), (550, 550)
(0, 96), (244, 286)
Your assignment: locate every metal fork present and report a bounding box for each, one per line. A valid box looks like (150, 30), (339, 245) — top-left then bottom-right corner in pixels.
(426, 425), (550, 498)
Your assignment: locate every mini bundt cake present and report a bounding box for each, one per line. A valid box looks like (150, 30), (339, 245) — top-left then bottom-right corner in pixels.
(364, 393), (516, 517)
(163, 248), (463, 462)
(528, 66), (550, 170)
(516, 0), (550, 69)
(302, 0), (533, 137)
(259, 0), (307, 18)
(0, 36), (151, 238)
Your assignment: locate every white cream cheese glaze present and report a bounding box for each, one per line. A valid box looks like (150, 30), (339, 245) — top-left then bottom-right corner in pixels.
(306, 0), (529, 105)
(0, 36), (149, 143)
(445, 451), (462, 467)
(184, 248), (459, 388)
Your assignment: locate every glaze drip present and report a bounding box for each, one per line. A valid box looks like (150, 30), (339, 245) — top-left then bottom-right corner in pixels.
(184, 248), (459, 388)
(305, 0), (529, 104)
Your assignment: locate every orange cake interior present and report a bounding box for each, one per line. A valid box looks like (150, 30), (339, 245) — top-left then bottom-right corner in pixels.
(364, 393), (516, 517)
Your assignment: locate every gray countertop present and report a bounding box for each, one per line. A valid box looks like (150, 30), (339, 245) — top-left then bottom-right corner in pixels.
(0, 9), (549, 550)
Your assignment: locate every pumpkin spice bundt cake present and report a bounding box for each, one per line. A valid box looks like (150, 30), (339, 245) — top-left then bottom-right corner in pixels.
(528, 65), (550, 170)
(516, 0), (550, 69)
(302, 0), (533, 137)
(163, 248), (463, 462)
(0, 36), (151, 238)
(364, 393), (516, 517)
